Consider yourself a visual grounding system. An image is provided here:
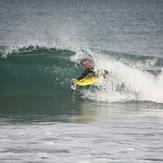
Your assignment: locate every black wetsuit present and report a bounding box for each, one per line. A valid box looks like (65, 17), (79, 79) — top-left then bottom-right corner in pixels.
(77, 68), (95, 80)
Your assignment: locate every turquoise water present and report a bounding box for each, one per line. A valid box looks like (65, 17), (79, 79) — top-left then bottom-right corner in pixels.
(0, 0), (163, 162)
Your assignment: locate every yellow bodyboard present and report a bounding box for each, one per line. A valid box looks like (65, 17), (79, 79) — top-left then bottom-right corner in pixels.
(76, 78), (97, 86)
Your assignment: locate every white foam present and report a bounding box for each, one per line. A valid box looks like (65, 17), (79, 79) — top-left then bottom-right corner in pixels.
(72, 50), (163, 103)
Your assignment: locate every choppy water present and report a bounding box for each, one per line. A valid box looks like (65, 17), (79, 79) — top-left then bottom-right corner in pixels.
(1, 100), (163, 163)
(0, 0), (163, 162)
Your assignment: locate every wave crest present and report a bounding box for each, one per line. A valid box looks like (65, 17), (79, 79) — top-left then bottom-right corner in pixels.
(1, 46), (163, 103)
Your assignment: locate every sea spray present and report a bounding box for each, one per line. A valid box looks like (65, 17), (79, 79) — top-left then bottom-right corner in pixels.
(72, 49), (163, 103)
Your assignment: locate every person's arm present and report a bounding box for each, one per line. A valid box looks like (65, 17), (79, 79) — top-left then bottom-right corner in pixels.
(77, 69), (89, 80)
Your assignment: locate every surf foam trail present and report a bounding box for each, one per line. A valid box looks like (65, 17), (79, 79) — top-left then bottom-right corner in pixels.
(71, 49), (163, 103)
(1, 46), (163, 104)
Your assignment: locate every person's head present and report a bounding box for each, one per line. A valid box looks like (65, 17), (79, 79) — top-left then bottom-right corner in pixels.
(81, 59), (94, 69)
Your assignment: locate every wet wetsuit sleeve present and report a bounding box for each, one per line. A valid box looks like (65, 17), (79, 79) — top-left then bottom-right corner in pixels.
(77, 69), (90, 80)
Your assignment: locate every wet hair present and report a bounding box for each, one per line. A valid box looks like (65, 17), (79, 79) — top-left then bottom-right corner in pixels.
(80, 58), (94, 65)
(82, 60), (94, 69)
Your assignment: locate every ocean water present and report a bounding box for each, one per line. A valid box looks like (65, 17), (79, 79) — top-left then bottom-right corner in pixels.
(0, 0), (163, 162)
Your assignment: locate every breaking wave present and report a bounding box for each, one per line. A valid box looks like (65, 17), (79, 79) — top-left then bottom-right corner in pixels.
(1, 45), (163, 103)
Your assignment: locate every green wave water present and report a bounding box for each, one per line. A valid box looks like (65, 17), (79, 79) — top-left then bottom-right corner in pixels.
(1, 45), (163, 103)
(0, 46), (77, 96)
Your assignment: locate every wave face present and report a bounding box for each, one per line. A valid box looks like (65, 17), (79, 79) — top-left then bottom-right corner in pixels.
(1, 46), (163, 104)
(0, 46), (76, 96)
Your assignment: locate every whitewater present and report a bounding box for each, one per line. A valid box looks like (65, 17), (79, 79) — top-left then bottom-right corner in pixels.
(0, 0), (163, 162)
(1, 46), (163, 104)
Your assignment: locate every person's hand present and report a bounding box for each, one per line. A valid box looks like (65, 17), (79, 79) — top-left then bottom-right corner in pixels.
(71, 79), (77, 85)
(79, 79), (85, 82)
